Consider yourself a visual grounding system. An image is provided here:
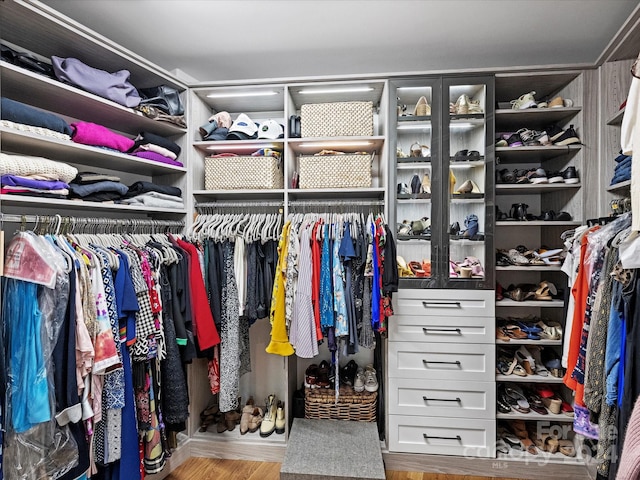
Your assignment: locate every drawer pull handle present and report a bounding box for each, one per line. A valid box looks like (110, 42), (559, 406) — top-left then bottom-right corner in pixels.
(423, 434), (462, 441)
(422, 301), (461, 308)
(423, 360), (461, 366)
(423, 396), (461, 403)
(423, 327), (462, 334)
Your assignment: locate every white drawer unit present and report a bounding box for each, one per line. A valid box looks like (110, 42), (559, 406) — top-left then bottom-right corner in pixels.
(394, 289), (495, 318)
(389, 415), (496, 457)
(388, 342), (495, 382)
(388, 314), (494, 344)
(388, 378), (495, 419)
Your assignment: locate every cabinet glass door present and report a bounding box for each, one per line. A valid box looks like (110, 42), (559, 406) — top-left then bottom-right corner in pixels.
(443, 77), (494, 289)
(392, 78), (441, 286)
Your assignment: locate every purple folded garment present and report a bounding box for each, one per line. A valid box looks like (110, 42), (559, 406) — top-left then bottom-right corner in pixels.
(71, 122), (134, 152)
(131, 150), (183, 167)
(1, 174), (69, 190)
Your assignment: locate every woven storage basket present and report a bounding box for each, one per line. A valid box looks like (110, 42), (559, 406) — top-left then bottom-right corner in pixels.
(300, 101), (374, 137)
(305, 386), (377, 422)
(298, 153), (373, 189)
(204, 156), (283, 190)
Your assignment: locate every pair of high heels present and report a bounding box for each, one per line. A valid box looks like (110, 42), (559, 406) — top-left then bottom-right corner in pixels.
(450, 94), (483, 115)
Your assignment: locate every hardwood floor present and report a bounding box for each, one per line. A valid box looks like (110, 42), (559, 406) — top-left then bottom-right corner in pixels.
(164, 457), (524, 480)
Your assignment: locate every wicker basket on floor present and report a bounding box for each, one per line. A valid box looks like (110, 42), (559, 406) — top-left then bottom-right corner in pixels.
(305, 385), (377, 422)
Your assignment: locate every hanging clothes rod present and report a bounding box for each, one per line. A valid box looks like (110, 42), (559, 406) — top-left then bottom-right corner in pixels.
(196, 201), (284, 208)
(0, 214), (184, 230)
(287, 199), (385, 206)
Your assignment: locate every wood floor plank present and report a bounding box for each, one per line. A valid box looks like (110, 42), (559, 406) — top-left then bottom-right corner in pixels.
(164, 457), (526, 480)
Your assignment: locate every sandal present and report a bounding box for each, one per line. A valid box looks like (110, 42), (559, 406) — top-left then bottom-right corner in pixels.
(537, 319), (563, 340)
(397, 256), (414, 277)
(558, 439), (576, 457)
(535, 281), (558, 301)
(409, 261), (427, 277)
(516, 346), (536, 375)
(542, 395), (562, 414)
(505, 386), (531, 413)
(496, 327), (511, 342)
(543, 434), (560, 453)
(528, 346), (549, 376)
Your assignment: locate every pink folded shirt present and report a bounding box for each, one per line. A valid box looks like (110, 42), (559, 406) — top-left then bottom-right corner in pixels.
(71, 121), (134, 152)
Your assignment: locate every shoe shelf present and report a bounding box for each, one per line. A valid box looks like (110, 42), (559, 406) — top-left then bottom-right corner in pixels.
(496, 220), (581, 227)
(194, 139), (285, 154)
(606, 180), (631, 193)
(607, 107), (626, 126)
(449, 158), (485, 166)
(495, 183), (581, 194)
(397, 160), (432, 169)
(496, 339), (563, 346)
(0, 194), (187, 214)
(287, 136), (385, 155)
(193, 189), (286, 201)
(0, 127), (187, 175)
(0, 62), (186, 137)
(450, 196), (485, 204)
(495, 107), (581, 129)
(496, 410), (574, 422)
(397, 115), (431, 124)
(496, 374), (564, 384)
(450, 238), (485, 245)
(397, 234), (431, 242)
(192, 429), (287, 445)
(497, 448), (583, 465)
(495, 145), (581, 162)
(397, 194), (431, 201)
(496, 299), (565, 308)
(450, 113), (485, 122)
(496, 266), (563, 272)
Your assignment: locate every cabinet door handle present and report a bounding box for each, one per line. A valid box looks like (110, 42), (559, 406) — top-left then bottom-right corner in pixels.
(423, 359), (461, 366)
(423, 396), (461, 403)
(422, 301), (461, 308)
(423, 434), (462, 441)
(423, 327), (461, 334)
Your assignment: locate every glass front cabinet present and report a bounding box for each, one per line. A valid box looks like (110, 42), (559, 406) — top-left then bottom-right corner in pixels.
(391, 75), (495, 289)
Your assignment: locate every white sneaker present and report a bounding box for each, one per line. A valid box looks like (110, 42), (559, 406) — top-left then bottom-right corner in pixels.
(364, 365), (379, 393)
(510, 91), (537, 110)
(354, 368), (365, 392)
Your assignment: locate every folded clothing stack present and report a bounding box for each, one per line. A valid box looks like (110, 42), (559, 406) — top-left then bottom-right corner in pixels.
(120, 180), (183, 209)
(611, 152), (632, 186)
(0, 152), (78, 199)
(69, 172), (129, 202)
(129, 131), (183, 167)
(1, 97), (72, 139)
(71, 121), (134, 152)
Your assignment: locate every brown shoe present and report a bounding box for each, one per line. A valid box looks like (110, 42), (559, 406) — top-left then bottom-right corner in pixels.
(225, 411), (241, 432)
(240, 397), (255, 435)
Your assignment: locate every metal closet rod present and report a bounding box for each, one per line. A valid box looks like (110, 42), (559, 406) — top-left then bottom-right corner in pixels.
(287, 199), (385, 206)
(196, 201), (284, 209)
(0, 214), (184, 228)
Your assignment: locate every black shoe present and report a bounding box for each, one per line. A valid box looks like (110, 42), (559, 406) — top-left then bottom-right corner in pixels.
(540, 210), (556, 221)
(547, 171), (564, 183)
(497, 168), (516, 184)
(546, 124), (564, 142)
(449, 222), (460, 235)
(410, 174), (421, 194)
(340, 360), (358, 386)
(506, 132), (523, 147)
(555, 211), (573, 221)
(553, 124), (580, 146)
(561, 166), (579, 184)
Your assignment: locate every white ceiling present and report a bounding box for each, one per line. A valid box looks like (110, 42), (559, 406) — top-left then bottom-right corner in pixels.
(41, 0), (639, 84)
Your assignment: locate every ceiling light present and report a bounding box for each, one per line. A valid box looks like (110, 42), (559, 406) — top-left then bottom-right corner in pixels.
(298, 141), (372, 148)
(298, 87), (374, 95)
(397, 86), (431, 91)
(206, 91), (279, 99)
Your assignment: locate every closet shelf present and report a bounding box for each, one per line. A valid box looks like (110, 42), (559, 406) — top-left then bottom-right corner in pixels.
(495, 107), (581, 129)
(0, 127), (187, 175)
(194, 139), (285, 154)
(496, 299), (565, 307)
(495, 72), (581, 104)
(496, 339), (563, 346)
(497, 448), (584, 465)
(495, 145), (581, 163)
(496, 411), (574, 422)
(193, 85), (286, 112)
(496, 183), (581, 194)
(496, 220), (581, 227)
(192, 429), (287, 446)
(287, 187), (385, 200)
(1, 62), (186, 137)
(396, 160), (433, 169)
(193, 189), (285, 201)
(287, 136), (385, 155)
(496, 374), (564, 384)
(0, 195), (186, 214)
(496, 266), (563, 272)
(606, 180), (631, 192)
(607, 107), (626, 126)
